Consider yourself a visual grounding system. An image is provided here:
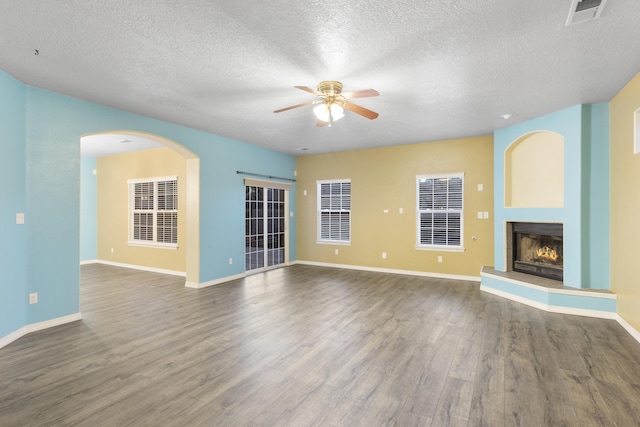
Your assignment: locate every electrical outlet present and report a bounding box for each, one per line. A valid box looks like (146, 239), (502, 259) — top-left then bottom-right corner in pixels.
(16, 213), (25, 224)
(335, 249), (339, 255)
(228, 258), (233, 265)
(438, 256), (443, 263)
(399, 207), (403, 214)
(382, 252), (387, 259)
(111, 248), (114, 254)
(29, 293), (38, 304)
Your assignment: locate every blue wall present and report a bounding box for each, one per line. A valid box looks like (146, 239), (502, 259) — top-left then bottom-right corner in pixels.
(493, 104), (610, 289)
(0, 71), (27, 338)
(584, 104), (610, 289)
(3, 75), (296, 337)
(80, 157), (97, 262)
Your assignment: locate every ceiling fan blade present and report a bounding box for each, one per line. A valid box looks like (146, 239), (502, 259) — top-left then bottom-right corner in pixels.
(316, 119), (329, 127)
(294, 85), (321, 96)
(343, 101), (379, 120)
(273, 100), (315, 113)
(342, 88), (380, 100)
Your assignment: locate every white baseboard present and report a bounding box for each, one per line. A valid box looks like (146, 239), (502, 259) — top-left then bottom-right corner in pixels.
(186, 272), (247, 289)
(295, 260), (481, 282)
(480, 285), (617, 320)
(0, 312), (82, 350)
(616, 314), (640, 344)
(0, 327), (27, 350)
(80, 259), (99, 265)
(95, 260), (186, 277)
(482, 285), (640, 344)
(481, 270), (616, 299)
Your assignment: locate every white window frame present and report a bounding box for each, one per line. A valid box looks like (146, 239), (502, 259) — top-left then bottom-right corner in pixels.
(317, 179), (351, 245)
(416, 173), (464, 252)
(127, 175), (178, 250)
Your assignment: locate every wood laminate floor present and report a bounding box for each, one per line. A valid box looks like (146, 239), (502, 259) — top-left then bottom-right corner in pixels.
(1, 264), (639, 426)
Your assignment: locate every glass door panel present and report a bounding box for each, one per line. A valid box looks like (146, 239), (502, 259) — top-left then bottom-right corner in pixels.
(245, 186), (286, 272)
(266, 188), (285, 267)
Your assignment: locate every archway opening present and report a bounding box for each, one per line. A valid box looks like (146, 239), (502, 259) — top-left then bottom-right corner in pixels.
(80, 131), (200, 285)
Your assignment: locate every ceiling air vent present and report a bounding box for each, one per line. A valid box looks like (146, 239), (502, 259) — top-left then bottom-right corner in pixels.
(566, 0), (608, 26)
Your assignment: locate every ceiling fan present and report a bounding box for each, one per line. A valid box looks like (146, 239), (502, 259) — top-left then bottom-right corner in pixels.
(274, 81), (379, 127)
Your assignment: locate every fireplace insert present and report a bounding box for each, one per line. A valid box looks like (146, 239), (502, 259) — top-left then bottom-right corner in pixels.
(511, 222), (563, 281)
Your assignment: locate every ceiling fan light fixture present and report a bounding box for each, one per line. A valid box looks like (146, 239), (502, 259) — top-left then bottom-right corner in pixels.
(313, 103), (344, 122)
(312, 104), (327, 121)
(275, 80), (379, 125)
(331, 104), (345, 121)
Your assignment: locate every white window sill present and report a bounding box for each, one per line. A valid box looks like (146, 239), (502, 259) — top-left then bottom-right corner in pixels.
(128, 241), (178, 250)
(316, 240), (351, 246)
(415, 245), (465, 253)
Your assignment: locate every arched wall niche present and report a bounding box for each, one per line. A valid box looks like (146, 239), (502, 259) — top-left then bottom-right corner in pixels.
(504, 130), (564, 208)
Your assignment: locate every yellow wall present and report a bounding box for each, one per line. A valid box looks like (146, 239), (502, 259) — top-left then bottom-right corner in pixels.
(505, 131), (564, 208)
(296, 136), (494, 278)
(97, 147), (187, 272)
(610, 72), (640, 331)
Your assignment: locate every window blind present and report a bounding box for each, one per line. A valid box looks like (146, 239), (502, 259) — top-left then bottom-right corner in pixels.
(417, 175), (463, 247)
(128, 176), (178, 247)
(318, 180), (351, 243)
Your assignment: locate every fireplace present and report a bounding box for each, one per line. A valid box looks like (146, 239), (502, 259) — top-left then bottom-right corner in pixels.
(508, 222), (563, 281)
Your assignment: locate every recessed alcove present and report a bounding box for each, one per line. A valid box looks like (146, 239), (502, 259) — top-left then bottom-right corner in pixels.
(504, 131), (564, 208)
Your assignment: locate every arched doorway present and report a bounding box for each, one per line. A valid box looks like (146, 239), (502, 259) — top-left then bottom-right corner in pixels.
(80, 131), (200, 285)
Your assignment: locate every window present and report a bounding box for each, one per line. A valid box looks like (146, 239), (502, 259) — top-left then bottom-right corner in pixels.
(128, 176), (178, 249)
(416, 174), (463, 250)
(317, 180), (351, 244)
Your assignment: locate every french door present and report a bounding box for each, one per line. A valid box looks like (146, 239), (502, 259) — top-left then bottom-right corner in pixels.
(245, 185), (287, 272)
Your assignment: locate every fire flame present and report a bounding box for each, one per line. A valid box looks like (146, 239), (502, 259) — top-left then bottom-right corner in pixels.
(536, 246), (559, 261)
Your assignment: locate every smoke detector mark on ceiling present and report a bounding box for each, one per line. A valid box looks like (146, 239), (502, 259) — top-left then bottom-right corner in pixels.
(566, 0), (607, 26)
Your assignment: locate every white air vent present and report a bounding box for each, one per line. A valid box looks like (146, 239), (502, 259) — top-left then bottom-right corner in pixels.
(566, 0), (607, 26)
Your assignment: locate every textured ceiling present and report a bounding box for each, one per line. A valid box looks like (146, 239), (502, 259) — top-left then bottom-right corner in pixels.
(81, 133), (164, 158)
(2, 0), (640, 155)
